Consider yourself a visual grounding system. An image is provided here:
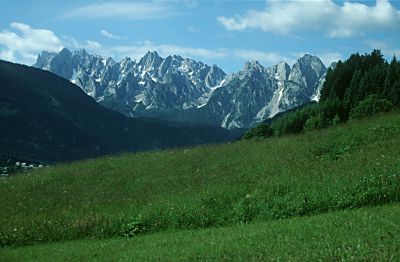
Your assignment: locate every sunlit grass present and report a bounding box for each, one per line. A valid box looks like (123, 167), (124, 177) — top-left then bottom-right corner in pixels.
(0, 112), (399, 247)
(2, 204), (399, 261)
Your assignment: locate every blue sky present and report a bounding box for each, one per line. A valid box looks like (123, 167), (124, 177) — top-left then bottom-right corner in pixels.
(1, 0), (400, 73)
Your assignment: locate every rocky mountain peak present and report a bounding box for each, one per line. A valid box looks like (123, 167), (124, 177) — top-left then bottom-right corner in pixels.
(33, 51), (55, 69)
(299, 53), (315, 61)
(105, 57), (116, 66)
(34, 48), (227, 113)
(243, 60), (264, 72)
(58, 48), (72, 60)
(297, 54), (325, 73)
(267, 62), (291, 81)
(139, 51), (162, 70)
(34, 49), (331, 130)
(73, 48), (88, 57)
(289, 54), (326, 96)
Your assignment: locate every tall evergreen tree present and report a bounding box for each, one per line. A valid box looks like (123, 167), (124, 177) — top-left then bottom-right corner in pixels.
(344, 69), (363, 109)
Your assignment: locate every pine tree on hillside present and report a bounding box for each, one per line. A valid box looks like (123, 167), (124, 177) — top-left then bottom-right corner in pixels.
(261, 50), (400, 138)
(344, 69), (363, 109)
(384, 56), (400, 106)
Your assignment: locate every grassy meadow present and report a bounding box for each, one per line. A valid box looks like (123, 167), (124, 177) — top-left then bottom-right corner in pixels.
(1, 111), (400, 259)
(2, 204), (399, 261)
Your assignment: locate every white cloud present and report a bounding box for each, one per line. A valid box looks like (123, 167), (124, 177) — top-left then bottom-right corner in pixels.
(0, 23), (345, 71)
(63, 37), (102, 53)
(84, 40), (102, 50)
(108, 41), (227, 61)
(232, 49), (342, 67)
(0, 22), (64, 64)
(0, 22), (227, 66)
(293, 51), (343, 66)
(232, 49), (291, 65)
(101, 30), (121, 40)
(316, 52), (343, 66)
(0, 22), (104, 65)
(64, 2), (174, 20)
(218, 0), (400, 38)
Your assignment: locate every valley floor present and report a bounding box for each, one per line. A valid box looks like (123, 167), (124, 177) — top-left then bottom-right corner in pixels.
(2, 204), (399, 261)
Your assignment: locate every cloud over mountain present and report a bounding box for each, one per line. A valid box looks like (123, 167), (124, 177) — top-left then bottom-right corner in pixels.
(0, 22), (63, 64)
(101, 30), (121, 40)
(218, 0), (400, 38)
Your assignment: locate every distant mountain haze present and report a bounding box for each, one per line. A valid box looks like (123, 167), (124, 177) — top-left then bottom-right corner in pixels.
(34, 49), (330, 129)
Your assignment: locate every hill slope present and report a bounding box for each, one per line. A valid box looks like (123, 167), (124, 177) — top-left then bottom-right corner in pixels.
(0, 60), (238, 164)
(2, 204), (399, 261)
(1, 111), (399, 247)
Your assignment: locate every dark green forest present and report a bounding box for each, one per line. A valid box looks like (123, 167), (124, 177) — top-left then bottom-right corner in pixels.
(0, 60), (239, 165)
(245, 50), (400, 139)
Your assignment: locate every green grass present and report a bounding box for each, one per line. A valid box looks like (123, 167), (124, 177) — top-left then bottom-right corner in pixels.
(2, 204), (399, 261)
(0, 112), (399, 248)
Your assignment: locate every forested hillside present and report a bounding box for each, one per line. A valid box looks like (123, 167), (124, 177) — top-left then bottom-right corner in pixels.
(245, 50), (400, 139)
(0, 60), (239, 165)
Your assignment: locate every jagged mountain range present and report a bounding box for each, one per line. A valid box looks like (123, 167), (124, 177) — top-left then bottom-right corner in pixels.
(0, 59), (238, 163)
(34, 48), (329, 129)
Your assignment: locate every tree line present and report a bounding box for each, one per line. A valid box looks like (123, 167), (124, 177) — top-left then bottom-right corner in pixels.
(244, 50), (400, 139)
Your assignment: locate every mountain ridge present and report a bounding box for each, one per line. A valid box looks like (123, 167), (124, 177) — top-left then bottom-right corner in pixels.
(34, 49), (328, 129)
(0, 59), (239, 163)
